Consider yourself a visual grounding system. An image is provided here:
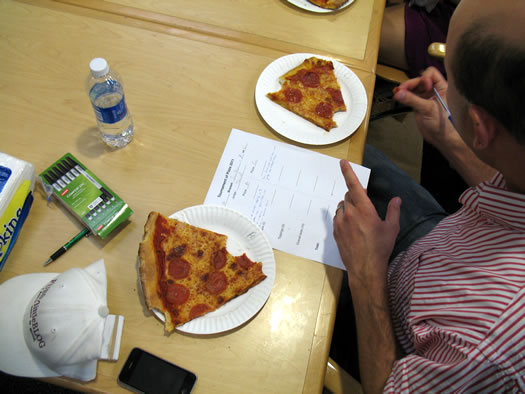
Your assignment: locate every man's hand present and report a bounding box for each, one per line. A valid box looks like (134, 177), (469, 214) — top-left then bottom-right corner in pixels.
(333, 160), (401, 291)
(394, 67), (461, 152)
(333, 159), (401, 393)
(394, 66), (497, 186)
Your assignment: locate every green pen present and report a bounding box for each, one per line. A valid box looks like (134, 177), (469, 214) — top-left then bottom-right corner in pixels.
(43, 227), (91, 266)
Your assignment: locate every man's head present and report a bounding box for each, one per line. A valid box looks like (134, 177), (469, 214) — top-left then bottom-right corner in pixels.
(445, 0), (525, 146)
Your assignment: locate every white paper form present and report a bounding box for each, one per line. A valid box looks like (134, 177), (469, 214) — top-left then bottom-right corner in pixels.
(204, 129), (370, 270)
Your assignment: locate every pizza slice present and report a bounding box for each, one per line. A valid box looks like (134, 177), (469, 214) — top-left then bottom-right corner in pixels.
(139, 211), (267, 332)
(267, 56), (346, 131)
(308, 0), (348, 10)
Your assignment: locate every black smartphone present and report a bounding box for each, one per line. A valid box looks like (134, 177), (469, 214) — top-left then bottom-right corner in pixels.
(118, 347), (197, 394)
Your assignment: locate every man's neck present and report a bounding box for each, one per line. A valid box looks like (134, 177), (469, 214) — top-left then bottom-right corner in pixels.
(503, 176), (525, 195)
(493, 135), (525, 194)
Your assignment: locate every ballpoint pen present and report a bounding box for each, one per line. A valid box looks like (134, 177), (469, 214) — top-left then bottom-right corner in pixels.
(433, 87), (454, 126)
(43, 227), (91, 266)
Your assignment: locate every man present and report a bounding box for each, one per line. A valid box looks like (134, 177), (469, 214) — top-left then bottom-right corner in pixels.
(333, 0), (525, 392)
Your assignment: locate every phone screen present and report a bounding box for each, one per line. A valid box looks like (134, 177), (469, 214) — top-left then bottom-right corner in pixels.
(118, 348), (197, 394)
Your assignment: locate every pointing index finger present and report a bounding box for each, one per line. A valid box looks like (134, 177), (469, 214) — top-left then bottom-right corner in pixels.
(340, 159), (367, 201)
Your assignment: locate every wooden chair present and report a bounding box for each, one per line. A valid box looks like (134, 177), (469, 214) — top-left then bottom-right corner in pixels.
(376, 63), (409, 84)
(376, 42), (446, 84)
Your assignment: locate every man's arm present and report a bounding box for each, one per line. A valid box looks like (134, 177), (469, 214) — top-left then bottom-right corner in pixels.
(394, 67), (496, 186)
(349, 272), (398, 394)
(333, 160), (401, 393)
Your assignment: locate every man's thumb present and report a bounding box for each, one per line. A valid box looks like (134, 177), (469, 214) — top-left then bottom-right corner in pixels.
(385, 197), (402, 232)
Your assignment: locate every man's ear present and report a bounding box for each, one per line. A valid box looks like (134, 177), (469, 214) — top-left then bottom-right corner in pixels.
(468, 104), (497, 149)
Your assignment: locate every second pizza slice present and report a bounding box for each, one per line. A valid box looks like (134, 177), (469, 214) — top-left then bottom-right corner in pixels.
(267, 56), (346, 131)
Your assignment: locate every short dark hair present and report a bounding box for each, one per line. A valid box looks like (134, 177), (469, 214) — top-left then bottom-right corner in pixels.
(451, 20), (525, 145)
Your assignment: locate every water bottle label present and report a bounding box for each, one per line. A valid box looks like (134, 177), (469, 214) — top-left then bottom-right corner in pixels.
(89, 80), (128, 124)
(92, 99), (128, 124)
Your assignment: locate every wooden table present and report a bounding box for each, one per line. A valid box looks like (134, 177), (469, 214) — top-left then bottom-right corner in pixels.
(53, 0), (385, 73)
(0, 0), (384, 392)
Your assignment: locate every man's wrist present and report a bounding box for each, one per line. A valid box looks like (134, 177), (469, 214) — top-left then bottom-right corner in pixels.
(348, 271), (388, 302)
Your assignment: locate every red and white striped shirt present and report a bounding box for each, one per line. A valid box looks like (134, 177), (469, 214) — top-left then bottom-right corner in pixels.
(385, 173), (525, 392)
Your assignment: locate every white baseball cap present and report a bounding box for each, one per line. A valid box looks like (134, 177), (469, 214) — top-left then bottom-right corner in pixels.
(0, 259), (124, 381)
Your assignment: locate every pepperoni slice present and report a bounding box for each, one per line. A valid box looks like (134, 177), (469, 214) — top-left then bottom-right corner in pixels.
(168, 257), (190, 279)
(165, 283), (189, 306)
(284, 88), (302, 103)
(213, 248), (227, 270)
(314, 64), (333, 74)
(287, 69), (305, 82)
(326, 88), (344, 105)
(205, 271), (228, 295)
(315, 102), (333, 119)
(189, 304), (211, 320)
(301, 71), (320, 88)
(236, 254), (254, 270)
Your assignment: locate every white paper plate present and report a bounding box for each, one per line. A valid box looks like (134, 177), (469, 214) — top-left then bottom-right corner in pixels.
(286, 0), (354, 13)
(255, 53), (367, 145)
(152, 205), (275, 334)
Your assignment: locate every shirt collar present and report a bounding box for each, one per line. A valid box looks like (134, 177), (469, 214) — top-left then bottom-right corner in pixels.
(459, 172), (525, 231)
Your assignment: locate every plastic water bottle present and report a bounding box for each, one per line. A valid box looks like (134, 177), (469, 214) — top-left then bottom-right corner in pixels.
(87, 58), (134, 148)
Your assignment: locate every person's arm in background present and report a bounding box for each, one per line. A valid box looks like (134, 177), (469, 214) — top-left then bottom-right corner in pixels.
(394, 67), (496, 186)
(333, 160), (402, 394)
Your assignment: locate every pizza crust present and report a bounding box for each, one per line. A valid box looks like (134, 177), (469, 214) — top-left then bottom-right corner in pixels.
(138, 212), (165, 316)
